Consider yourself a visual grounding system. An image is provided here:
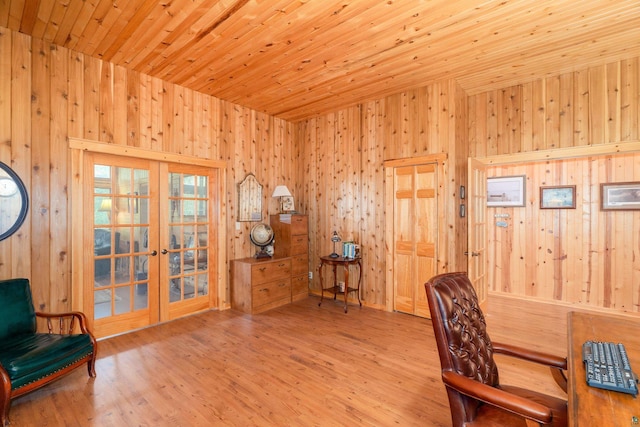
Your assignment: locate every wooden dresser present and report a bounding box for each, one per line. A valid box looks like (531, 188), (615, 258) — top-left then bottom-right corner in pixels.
(270, 214), (309, 302)
(231, 257), (292, 314)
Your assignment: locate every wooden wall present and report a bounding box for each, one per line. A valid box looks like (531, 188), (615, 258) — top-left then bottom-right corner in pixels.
(298, 81), (468, 310)
(3, 23), (639, 317)
(0, 27), (298, 312)
(468, 59), (640, 313)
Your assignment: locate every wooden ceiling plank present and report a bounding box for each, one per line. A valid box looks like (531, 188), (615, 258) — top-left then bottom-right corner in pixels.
(189, 0), (537, 100)
(72, 0), (116, 53)
(109, 0), (211, 67)
(249, 25), (640, 120)
(76, 0), (127, 56)
(65, 0), (100, 49)
(28, 0), (54, 39)
(42, 0), (78, 44)
(103, 0), (203, 63)
(177, 0), (427, 88)
(51, 0), (85, 46)
(92, 0), (157, 61)
(130, 0), (258, 75)
(112, 0), (226, 70)
(10, 0), (32, 33)
(146, 0), (304, 80)
(214, 0), (594, 95)
(229, 1), (640, 109)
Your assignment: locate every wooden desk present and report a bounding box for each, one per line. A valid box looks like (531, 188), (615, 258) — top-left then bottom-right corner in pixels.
(568, 311), (640, 426)
(318, 255), (362, 313)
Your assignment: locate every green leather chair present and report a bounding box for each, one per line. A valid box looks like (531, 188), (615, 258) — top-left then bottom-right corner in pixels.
(0, 278), (97, 426)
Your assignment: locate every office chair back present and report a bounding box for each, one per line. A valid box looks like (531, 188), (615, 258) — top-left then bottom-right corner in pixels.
(426, 272), (499, 423)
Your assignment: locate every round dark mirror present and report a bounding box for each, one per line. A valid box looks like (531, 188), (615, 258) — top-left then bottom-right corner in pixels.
(0, 161), (29, 241)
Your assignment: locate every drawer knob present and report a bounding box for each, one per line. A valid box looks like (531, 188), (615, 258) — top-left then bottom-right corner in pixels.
(259, 267), (267, 272)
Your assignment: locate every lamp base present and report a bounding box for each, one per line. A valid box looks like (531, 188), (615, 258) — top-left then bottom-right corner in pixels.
(329, 252), (339, 258)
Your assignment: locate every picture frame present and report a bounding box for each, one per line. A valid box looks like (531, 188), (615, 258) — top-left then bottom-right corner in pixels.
(540, 185), (576, 209)
(487, 175), (526, 207)
(601, 182), (640, 211)
(281, 195), (295, 212)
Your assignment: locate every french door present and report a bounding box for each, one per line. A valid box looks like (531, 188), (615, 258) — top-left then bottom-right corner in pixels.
(85, 153), (218, 338)
(468, 157), (488, 308)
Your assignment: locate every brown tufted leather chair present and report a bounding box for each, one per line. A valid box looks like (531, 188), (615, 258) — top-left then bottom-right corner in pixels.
(425, 272), (568, 426)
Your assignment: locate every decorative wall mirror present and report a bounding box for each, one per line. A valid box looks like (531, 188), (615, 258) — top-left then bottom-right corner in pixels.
(0, 161), (29, 241)
(237, 173), (262, 222)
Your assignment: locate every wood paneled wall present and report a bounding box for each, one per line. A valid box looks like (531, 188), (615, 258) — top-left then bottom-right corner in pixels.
(468, 59), (640, 313)
(298, 81), (468, 309)
(483, 155), (640, 312)
(0, 27), (297, 312)
(3, 23), (639, 317)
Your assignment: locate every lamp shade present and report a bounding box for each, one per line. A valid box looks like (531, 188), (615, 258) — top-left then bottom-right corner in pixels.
(272, 185), (292, 198)
(99, 198), (112, 212)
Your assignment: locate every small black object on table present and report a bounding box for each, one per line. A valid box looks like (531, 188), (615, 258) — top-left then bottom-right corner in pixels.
(318, 255), (362, 313)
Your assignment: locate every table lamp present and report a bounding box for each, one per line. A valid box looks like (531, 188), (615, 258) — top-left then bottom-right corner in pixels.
(329, 231), (341, 258)
(272, 185), (292, 213)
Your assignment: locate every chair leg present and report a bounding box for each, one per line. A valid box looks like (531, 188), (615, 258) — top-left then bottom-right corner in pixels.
(87, 353), (97, 378)
(0, 379), (10, 427)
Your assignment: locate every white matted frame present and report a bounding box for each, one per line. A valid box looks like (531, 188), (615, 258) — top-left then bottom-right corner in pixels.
(601, 182), (640, 211)
(487, 175), (526, 207)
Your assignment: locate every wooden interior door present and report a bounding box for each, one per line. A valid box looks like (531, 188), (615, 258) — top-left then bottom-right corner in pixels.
(159, 163), (218, 321)
(468, 157), (488, 308)
(392, 163), (437, 318)
(86, 153), (160, 338)
(85, 155), (218, 338)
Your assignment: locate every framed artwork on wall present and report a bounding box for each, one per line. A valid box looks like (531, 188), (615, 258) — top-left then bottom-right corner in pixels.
(540, 185), (576, 209)
(601, 182), (640, 211)
(487, 175), (526, 207)
(281, 196), (295, 212)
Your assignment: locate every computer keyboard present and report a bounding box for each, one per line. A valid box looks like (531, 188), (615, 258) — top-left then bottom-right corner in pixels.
(582, 341), (638, 396)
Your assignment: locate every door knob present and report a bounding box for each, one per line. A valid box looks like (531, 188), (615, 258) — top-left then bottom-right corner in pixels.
(161, 249), (169, 254)
(150, 250), (158, 256)
(471, 251), (480, 257)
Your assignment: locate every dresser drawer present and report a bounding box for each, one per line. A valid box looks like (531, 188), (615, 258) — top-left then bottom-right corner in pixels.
(291, 274), (308, 301)
(252, 279), (291, 311)
(250, 259), (291, 285)
(291, 254), (309, 276)
(290, 235), (308, 255)
(290, 215), (308, 235)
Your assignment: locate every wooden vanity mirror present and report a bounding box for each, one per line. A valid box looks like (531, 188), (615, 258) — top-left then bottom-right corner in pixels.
(237, 173), (262, 222)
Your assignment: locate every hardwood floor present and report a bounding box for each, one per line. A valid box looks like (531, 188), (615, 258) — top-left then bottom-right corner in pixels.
(9, 295), (571, 426)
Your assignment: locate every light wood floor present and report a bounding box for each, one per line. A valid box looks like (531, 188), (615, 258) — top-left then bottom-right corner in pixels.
(9, 295), (572, 426)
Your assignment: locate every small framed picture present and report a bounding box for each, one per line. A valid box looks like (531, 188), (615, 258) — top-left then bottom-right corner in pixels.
(281, 196), (295, 212)
(601, 182), (640, 211)
(540, 186), (576, 209)
(487, 175), (526, 207)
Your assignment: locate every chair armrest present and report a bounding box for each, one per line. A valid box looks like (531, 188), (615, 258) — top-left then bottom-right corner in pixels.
(442, 370), (553, 425)
(493, 342), (567, 370)
(36, 311), (92, 335)
(493, 342), (568, 392)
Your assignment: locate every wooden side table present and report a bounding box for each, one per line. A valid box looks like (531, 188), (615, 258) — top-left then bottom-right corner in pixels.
(318, 255), (362, 313)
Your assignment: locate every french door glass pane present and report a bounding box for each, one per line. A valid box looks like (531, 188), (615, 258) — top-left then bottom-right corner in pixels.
(168, 172), (209, 303)
(93, 164), (150, 319)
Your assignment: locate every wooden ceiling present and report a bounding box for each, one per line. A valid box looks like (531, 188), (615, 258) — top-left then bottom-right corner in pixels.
(2, 0), (640, 122)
